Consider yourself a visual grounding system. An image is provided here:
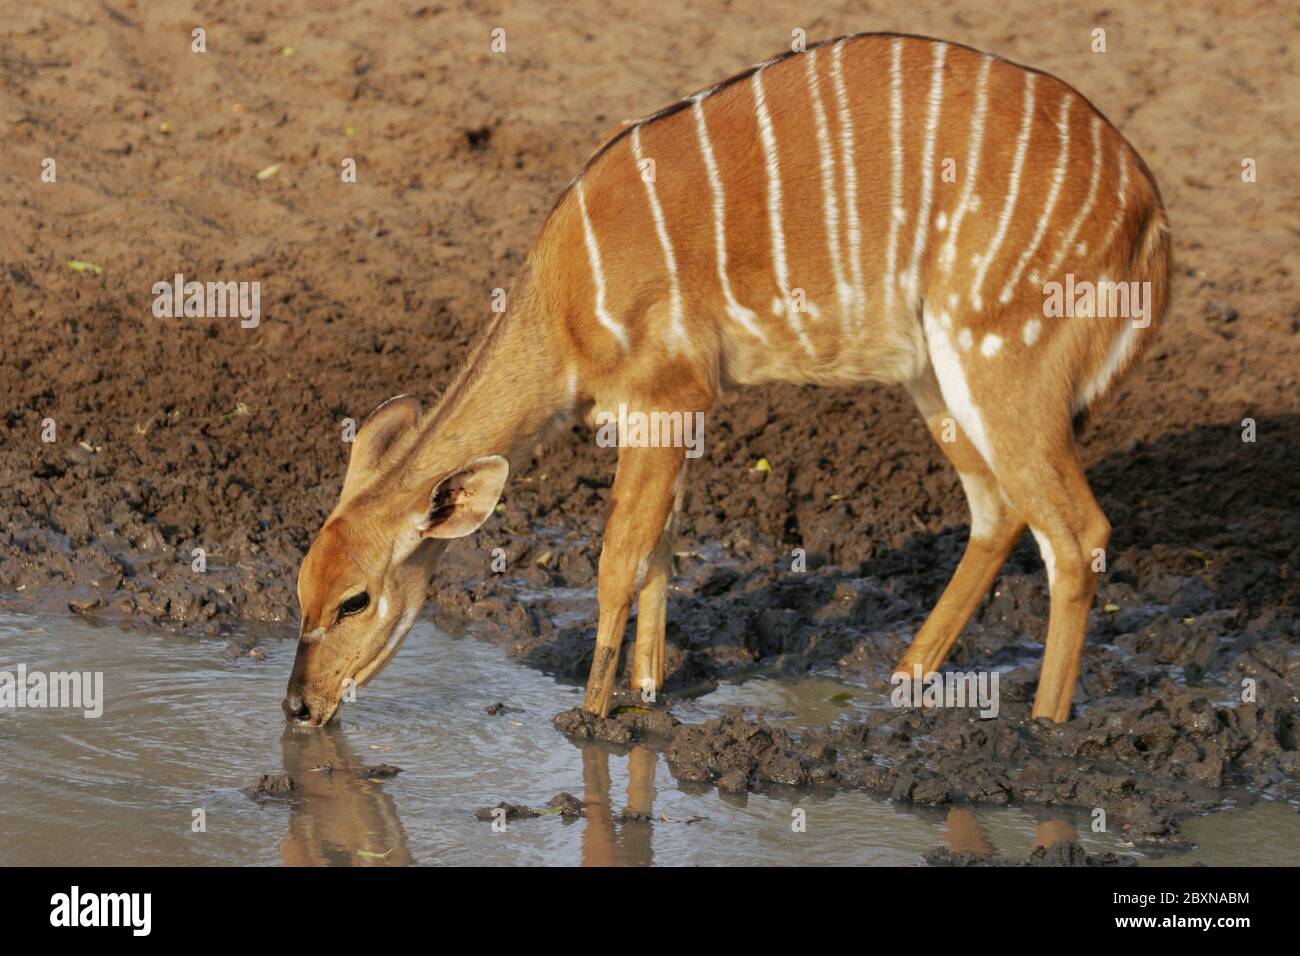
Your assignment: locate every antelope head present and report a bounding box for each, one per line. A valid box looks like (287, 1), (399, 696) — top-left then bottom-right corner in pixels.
(282, 395), (508, 726)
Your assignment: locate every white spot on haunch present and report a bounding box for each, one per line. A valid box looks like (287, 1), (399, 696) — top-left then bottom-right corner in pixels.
(936, 211), (948, 232)
(980, 334), (1003, 357)
(958, 328), (974, 351)
(1023, 318), (1042, 346)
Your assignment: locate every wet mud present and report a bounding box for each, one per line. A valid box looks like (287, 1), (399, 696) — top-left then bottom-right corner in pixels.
(924, 840), (1135, 867)
(244, 772), (296, 801)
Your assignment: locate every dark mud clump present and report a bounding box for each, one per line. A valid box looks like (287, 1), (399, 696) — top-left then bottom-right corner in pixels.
(553, 704), (680, 745)
(924, 840), (1137, 867)
(547, 791), (586, 817)
(474, 802), (539, 822)
(665, 711), (839, 793)
(243, 772), (295, 801)
(475, 792), (586, 822)
(357, 763), (402, 780)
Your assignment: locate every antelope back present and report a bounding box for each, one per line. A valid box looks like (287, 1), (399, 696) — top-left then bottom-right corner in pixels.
(535, 33), (1168, 411)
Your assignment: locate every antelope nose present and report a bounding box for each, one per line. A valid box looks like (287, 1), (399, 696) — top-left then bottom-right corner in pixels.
(282, 691), (310, 721)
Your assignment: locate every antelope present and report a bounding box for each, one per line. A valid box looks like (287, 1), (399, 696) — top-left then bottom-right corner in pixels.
(283, 33), (1169, 728)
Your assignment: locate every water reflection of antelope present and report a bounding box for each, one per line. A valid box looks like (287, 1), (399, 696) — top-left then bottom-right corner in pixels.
(943, 807), (1078, 860)
(278, 728), (413, 867)
(576, 743), (659, 868)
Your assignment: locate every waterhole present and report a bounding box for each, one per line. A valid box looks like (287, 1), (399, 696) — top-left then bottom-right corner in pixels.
(0, 612), (1293, 866)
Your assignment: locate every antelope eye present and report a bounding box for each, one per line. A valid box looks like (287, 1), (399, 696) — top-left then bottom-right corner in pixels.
(337, 592), (370, 620)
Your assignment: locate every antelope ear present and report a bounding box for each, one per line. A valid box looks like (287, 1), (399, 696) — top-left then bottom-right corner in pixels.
(341, 395), (422, 500)
(419, 455), (510, 539)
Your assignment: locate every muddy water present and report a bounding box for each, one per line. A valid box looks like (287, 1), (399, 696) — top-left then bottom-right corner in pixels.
(0, 612), (1293, 867)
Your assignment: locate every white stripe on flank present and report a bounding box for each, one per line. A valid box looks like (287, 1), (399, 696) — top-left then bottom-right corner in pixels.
(1043, 116), (1103, 282)
(753, 67), (815, 354)
(830, 39), (866, 329)
(575, 179), (629, 349)
(691, 97), (766, 342)
(940, 56), (992, 270)
(970, 71), (1036, 312)
(998, 94), (1072, 304)
(1097, 142), (1131, 258)
(883, 39), (905, 322)
(806, 48), (853, 333)
(905, 42), (948, 300)
(630, 124), (688, 349)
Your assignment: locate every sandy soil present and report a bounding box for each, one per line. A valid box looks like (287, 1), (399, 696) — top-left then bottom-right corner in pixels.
(1, 1), (1297, 851)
